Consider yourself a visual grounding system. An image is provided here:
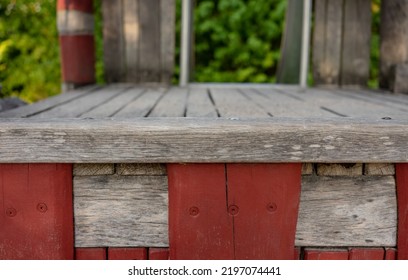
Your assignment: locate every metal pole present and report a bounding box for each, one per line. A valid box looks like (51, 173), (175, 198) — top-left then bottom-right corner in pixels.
(180, 0), (192, 86)
(300, 0), (312, 88)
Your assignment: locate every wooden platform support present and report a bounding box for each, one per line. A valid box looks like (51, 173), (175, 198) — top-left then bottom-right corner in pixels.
(168, 163), (302, 260)
(57, 0), (95, 91)
(396, 164), (408, 259)
(0, 164), (73, 260)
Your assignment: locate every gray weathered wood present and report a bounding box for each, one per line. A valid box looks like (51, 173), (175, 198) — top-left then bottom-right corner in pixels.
(103, 0), (125, 83)
(317, 163), (363, 176)
(148, 87), (188, 117)
(186, 88), (218, 117)
(296, 176), (397, 247)
(340, 0), (372, 86)
(312, 0), (343, 86)
(113, 87), (166, 117)
(139, 0), (161, 82)
(73, 174), (396, 247)
(391, 63), (408, 94)
(116, 163), (167, 175)
(81, 88), (145, 118)
(210, 88), (269, 117)
(74, 164), (115, 176)
(365, 163), (395, 176)
(160, 0), (175, 84)
(0, 85), (98, 118)
(302, 163), (314, 175)
(74, 175), (168, 247)
(123, 0), (140, 82)
(1, 117), (408, 163)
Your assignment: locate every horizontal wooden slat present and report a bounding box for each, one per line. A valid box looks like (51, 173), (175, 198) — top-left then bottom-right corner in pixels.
(0, 117), (407, 163)
(73, 174), (397, 247)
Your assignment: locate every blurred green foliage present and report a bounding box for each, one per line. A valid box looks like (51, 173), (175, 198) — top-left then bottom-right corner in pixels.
(0, 0), (383, 102)
(0, 0), (60, 102)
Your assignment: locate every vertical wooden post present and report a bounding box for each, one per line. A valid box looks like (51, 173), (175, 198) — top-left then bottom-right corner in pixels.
(0, 164), (73, 260)
(168, 163), (301, 260)
(75, 248), (107, 260)
(57, 0), (95, 91)
(396, 164), (408, 260)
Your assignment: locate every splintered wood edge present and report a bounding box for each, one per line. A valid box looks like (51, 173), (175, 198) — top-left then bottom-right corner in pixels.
(0, 117), (407, 163)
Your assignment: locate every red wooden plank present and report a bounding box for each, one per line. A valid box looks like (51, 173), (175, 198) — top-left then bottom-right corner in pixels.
(149, 248), (169, 260)
(396, 163), (408, 260)
(0, 164), (73, 260)
(227, 163), (301, 259)
(168, 164), (234, 260)
(294, 248), (301, 260)
(385, 249), (397, 260)
(304, 249), (349, 260)
(75, 248), (107, 260)
(57, 0), (93, 13)
(108, 248), (147, 260)
(349, 248), (385, 260)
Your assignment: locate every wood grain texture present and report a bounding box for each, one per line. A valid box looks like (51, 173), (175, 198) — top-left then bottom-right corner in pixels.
(348, 248), (384, 260)
(302, 163), (314, 175)
(108, 248), (147, 260)
(396, 164), (408, 259)
(116, 163), (167, 175)
(304, 249), (349, 260)
(148, 88), (188, 117)
(340, 0), (372, 86)
(73, 164), (115, 176)
(385, 248), (397, 260)
(149, 248), (169, 260)
(365, 163), (395, 176)
(123, 0), (140, 82)
(75, 248), (107, 260)
(1, 117), (408, 163)
(74, 175), (168, 247)
(0, 164), (73, 260)
(296, 176), (397, 247)
(186, 88), (218, 117)
(317, 163), (363, 176)
(160, 0), (175, 84)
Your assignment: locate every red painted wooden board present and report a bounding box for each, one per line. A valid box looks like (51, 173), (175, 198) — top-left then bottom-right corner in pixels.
(108, 248), (147, 260)
(168, 164), (234, 260)
(0, 164), (73, 260)
(304, 249), (349, 260)
(227, 164), (301, 259)
(396, 164), (408, 260)
(349, 248), (384, 260)
(149, 248), (169, 260)
(76, 248), (107, 260)
(385, 249), (397, 260)
(57, 0), (93, 13)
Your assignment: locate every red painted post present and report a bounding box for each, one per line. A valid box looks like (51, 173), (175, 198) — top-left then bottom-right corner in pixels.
(108, 248), (147, 260)
(168, 164), (234, 260)
(0, 164), (73, 260)
(385, 249), (397, 260)
(227, 163), (301, 259)
(304, 249), (349, 260)
(396, 163), (408, 260)
(75, 248), (107, 260)
(149, 248), (170, 260)
(57, 0), (95, 91)
(348, 248), (384, 260)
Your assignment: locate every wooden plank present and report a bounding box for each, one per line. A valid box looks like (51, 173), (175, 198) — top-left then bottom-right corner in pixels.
(75, 248), (107, 260)
(149, 248), (169, 260)
(81, 88), (145, 118)
(0, 85), (98, 118)
(296, 176), (397, 247)
(349, 248), (385, 260)
(340, 0), (372, 86)
(123, 0), (140, 82)
(227, 164), (301, 260)
(139, 0), (161, 82)
(186, 88), (218, 117)
(113, 87), (166, 117)
(148, 88), (188, 117)
(385, 249), (397, 260)
(108, 248), (147, 260)
(302, 163), (314, 175)
(304, 249), (349, 260)
(0, 164), (73, 259)
(1, 117), (408, 163)
(160, 0), (175, 84)
(365, 163), (395, 176)
(73, 164), (115, 176)
(312, 0), (343, 86)
(116, 163), (167, 175)
(102, 0), (125, 83)
(32, 86), (128, 118)
(317, 163), (363, 176)
(396, 164), (408, 260)
(167, 164), (234, 260)
(74, 175), (168, 247)
(210, 88), (269, 117)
